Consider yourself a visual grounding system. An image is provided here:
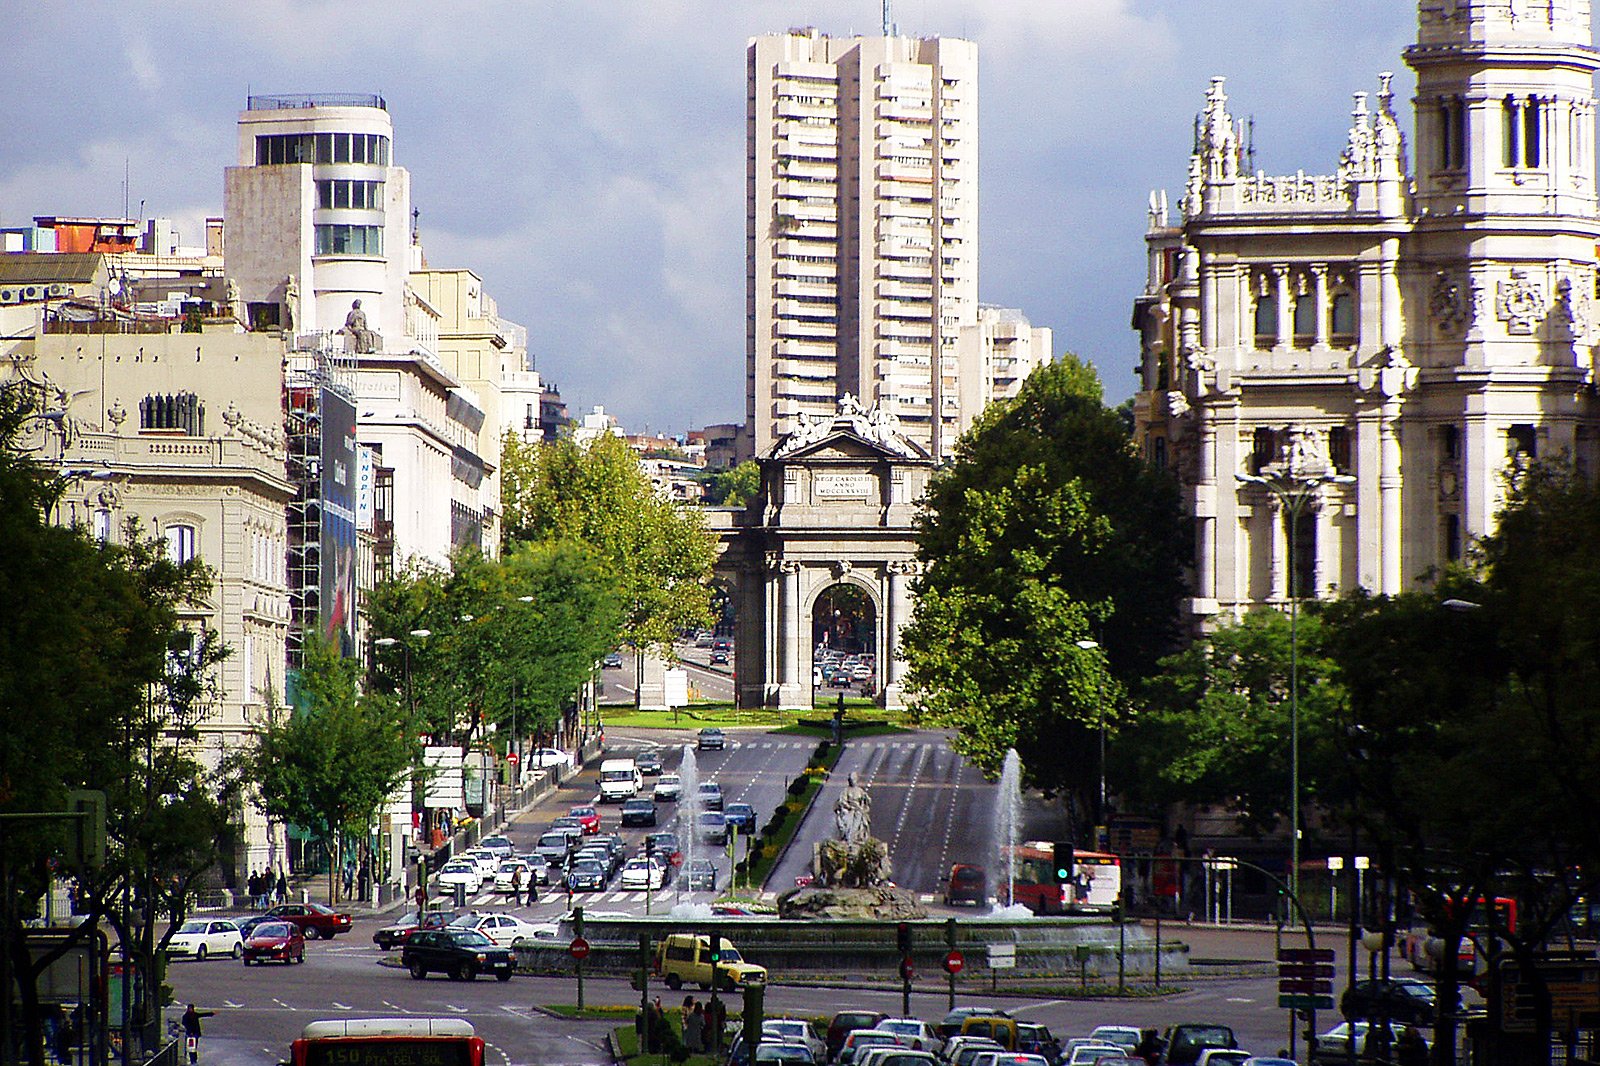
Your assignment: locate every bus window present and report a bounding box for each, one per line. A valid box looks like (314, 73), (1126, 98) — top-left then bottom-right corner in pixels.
(292, 1018), (484, 1066)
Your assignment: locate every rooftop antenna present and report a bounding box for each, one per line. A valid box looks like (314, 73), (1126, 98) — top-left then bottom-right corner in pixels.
(1246, 116), (1256, 172)
(882, 0), (892, 35)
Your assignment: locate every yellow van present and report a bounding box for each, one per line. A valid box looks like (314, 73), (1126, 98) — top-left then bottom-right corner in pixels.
(654, 933), (767, 991)
(959, 1017), (1017, 1050)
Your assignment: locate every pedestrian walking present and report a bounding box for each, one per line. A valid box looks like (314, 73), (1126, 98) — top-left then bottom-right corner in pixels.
(275, 871), (287, 905)
(684, 1002), (706, 1053)
(526, 869), (539, 906)
(341, 863), (354, 899)
(510, 866), (522, 902)
(181, 1003), (214, 1064)
(1396, 1026), (1428, 1066)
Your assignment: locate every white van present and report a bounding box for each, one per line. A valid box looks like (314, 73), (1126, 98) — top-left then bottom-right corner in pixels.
(598, 758), (642, 802)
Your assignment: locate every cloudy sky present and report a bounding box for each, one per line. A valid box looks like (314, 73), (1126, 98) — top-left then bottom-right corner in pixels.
(3, 2), (1427, 434)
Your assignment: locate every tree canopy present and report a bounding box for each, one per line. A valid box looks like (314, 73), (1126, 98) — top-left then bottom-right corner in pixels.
(900, 357), (1187, 817)
(501, 430), (715, 650)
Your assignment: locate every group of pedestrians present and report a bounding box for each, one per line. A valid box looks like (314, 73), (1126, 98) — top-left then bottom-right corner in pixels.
(245, 869), (287, 909)
(639, 995), (725, 1056)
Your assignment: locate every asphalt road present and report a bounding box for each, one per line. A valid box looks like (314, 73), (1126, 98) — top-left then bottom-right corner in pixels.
(167, 920), (1299, 1066)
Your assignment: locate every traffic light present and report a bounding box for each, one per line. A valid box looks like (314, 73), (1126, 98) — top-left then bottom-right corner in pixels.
(896, 922), (913, 953)
(1052, 842), (1074, 885)
(1111, 896), (1124, 924)
(645, 836), (656, 859)
(706, 928), (721, 964)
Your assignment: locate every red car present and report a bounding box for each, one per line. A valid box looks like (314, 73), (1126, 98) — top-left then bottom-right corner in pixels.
(569, 805), (602, 835)
(264, 901), (353, 939)
(241, 920), (305, 965)
(373, 909), (464, 950)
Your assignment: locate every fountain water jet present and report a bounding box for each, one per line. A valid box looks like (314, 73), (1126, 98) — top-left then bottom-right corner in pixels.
(677, 745), (701, 899)
(993, 748), (1024, 911)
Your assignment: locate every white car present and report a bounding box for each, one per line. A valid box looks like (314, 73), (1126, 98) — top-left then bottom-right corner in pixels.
(1194, 1052), (1250, 1066)
(762, 1019), (826, 1061)
(493, 858), (538, 893)
(477, 834), (515, 857)
(166, 918), (243, 960)
(437, 860), (483, 894)
(620, 857), (667, 891)
(525, 748), (572, 770)
(448, 912), (554, 946)
(1086, 1028), (1143, 1055)
(1066, 1046), (1125, 1066)
(654, 773), (682, 801)
(462, 848), (501, 877)
(876, 1021), (940, 1054)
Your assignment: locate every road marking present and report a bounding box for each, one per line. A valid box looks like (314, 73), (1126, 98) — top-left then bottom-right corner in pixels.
(1226, 996), (1255, 1002)
(482, 1041), (512, 1066)
(447, 1003), (469, 1013)
(382, 1001), (411, 1013)
(223, 1000), (243, 1009)
(272, 998), (296, 1011)
(331, 1002), (351, 1011)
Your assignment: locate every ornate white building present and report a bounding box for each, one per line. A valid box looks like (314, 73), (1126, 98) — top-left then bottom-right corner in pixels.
(1133, 0), (1600, 630)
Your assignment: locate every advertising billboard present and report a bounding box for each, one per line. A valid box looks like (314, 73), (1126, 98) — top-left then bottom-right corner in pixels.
(319, 387), (358, 657)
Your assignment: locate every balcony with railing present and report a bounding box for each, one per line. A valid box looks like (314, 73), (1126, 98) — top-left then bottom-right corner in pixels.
(247, 93), (386, 111)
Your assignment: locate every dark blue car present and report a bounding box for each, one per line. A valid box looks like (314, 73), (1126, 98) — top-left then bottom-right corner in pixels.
(724, 803), (756, 833)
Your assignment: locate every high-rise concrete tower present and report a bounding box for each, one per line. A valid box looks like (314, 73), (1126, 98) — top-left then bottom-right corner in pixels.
(747, 28), (979, 459)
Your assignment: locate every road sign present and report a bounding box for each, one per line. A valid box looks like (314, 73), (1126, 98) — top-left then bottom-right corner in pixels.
(899, 956), (915, 981)
(986, 943), (1016, 970)
(944, 950), (965, 975)
(1278, 947), (1336, 963)
(1499, 958), (1600, 1033)
(1278, 979), (1333, 994)
(1277, 962), (1335, 979)
(569, 937), (591, 960)
(507, 752), (520, 764)
(1279, 994), (1334, 1010)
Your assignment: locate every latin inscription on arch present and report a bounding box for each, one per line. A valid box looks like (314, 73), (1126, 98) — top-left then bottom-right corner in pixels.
(813, 473), (876, 498)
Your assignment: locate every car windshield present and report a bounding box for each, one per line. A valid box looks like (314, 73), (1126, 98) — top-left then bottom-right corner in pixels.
(538, 834), (567, 847)
(882, 1024), (919, 1035)
(450, 930), (494, 947)
(308, 902), (334, 914)
(443, 862), (472, 872)
(700, 813), (725, 824)
(254, 923), (293, 937)
(573, 861), (604, 873)
(699, 783), (720, 793)
(573, 807), (595, 816)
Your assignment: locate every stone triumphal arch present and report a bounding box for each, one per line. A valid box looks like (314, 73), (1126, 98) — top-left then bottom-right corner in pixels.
(706, 399), (932, 710)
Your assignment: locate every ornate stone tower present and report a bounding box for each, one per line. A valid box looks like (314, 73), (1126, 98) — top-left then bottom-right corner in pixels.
(1404, 0), (1600, 564)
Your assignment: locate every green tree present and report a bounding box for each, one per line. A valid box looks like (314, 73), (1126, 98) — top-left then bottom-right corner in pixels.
(0, 382), (234, 1065)
(250, 630), (416, 904)
(701, 460), (761, 507)
(1121, 609), (1345, 836)
(901, 357), (1187, 820)
(501, 430), (714, 650)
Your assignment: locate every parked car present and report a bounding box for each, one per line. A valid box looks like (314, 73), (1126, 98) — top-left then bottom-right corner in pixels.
(437, 860), (485, 895)
(725, 803), (757, 833)
(937, 1009), (1011, 1040)
(654, 773), (683, 801)
(758, 1043), (818, 1066)
(684, 859), (718, 892)
(1194, 1052), (1250, 1066)
(697, 811), (730, 844)
(828, 1012), (889, 1061)
(838, 1031), (903, 1066)
(698, 727), (726, 751)
(1310, 1021), (1425, 1065)
(567, 858), (609, 892)
(602, 650), (624, 669)
(621, 857), (668, 891)
(373, 909), (461, 950)
(945, 864), (988, 906)
(263, 901), (353, 940)
(493, 858), (538, 894)
(401, 928), (515, 982)
(241, 920), (305, 965)
(711, 650), (730, 665)
(940, 1038), (1002, 1066)
(621, 798), (659, 827)
(1065, 1047), (1123, 1066)
(697, 781), (725, 811)
(235, 915), (276, 939)
(525, 748), (572, 770)
(447, 912), (553, 946)
(1014, 1024), (1060, 1062)
(1086, 1027), (1149, 1056)
(637, 751), (663, 776)
(569, 805), (603, 834)
(166, 919), (243, 961)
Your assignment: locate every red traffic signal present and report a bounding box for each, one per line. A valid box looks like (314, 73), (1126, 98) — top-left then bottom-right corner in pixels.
(943, 950), (965, 975)
(899, 955), (915, 981)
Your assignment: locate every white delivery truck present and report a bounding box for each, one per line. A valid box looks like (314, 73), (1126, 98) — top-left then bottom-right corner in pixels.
(598, 758), (642, 802)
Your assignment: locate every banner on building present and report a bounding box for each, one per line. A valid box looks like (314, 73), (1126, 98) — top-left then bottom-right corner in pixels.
(319, 387), (358, 657)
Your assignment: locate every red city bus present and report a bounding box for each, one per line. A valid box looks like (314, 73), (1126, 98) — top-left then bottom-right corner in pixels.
(1004, 843), (1123, 915)
(291, 1018), (484, 1066)
(1400, 896), (1517, 976)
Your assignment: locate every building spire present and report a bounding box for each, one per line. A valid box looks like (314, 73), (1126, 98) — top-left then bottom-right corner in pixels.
(882, 0), (892, 36)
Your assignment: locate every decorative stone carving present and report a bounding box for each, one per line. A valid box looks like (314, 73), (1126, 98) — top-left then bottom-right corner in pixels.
(1284, 425), (1334, 479)
(342, 299), (379, 354)
(1497, 269), (1546, 336)
(107, 400), (127, 429)
(832, 560), (853, 579)
(1166, 390), (1192, 419)
(1554, 276), (1589, 340)
(222, 401), (243, 432)
(1429, 270), (1469, 333)
(885, 559), (922, 578)
(769, 396), (925, 460)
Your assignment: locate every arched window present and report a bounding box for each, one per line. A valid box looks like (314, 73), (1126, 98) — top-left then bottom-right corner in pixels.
(1330, 292), (1357, 346)
(1254, 293), (1278, 348)
(165, 523), (198, 564)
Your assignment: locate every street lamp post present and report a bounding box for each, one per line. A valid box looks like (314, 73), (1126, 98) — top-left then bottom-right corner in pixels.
(1236, 455), (1354, 907)
(1075, 639), (1107, 829)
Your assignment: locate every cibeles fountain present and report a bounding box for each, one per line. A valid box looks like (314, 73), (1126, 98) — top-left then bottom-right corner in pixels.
(776, 772), (926, 920)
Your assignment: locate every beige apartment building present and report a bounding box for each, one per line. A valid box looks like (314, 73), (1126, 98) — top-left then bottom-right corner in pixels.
(747, 28), (979, 460)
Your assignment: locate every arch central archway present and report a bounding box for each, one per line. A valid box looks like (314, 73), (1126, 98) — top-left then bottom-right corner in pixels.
(704, 399), (934, 711)
(810, 579), (879, 705)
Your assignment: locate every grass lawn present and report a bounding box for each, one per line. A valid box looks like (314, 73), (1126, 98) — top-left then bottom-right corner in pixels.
(598, 706), (797, 729)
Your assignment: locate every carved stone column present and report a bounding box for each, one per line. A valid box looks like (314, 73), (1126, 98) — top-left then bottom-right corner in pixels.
(883, 560), (921, 709)
(1312, 264), (1330, 347)
(1274, 264), (1293, 351)
(1268, 495), (1288, 602)
(1380, 405), (1403, 595)
(781, 560), (802, 691)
